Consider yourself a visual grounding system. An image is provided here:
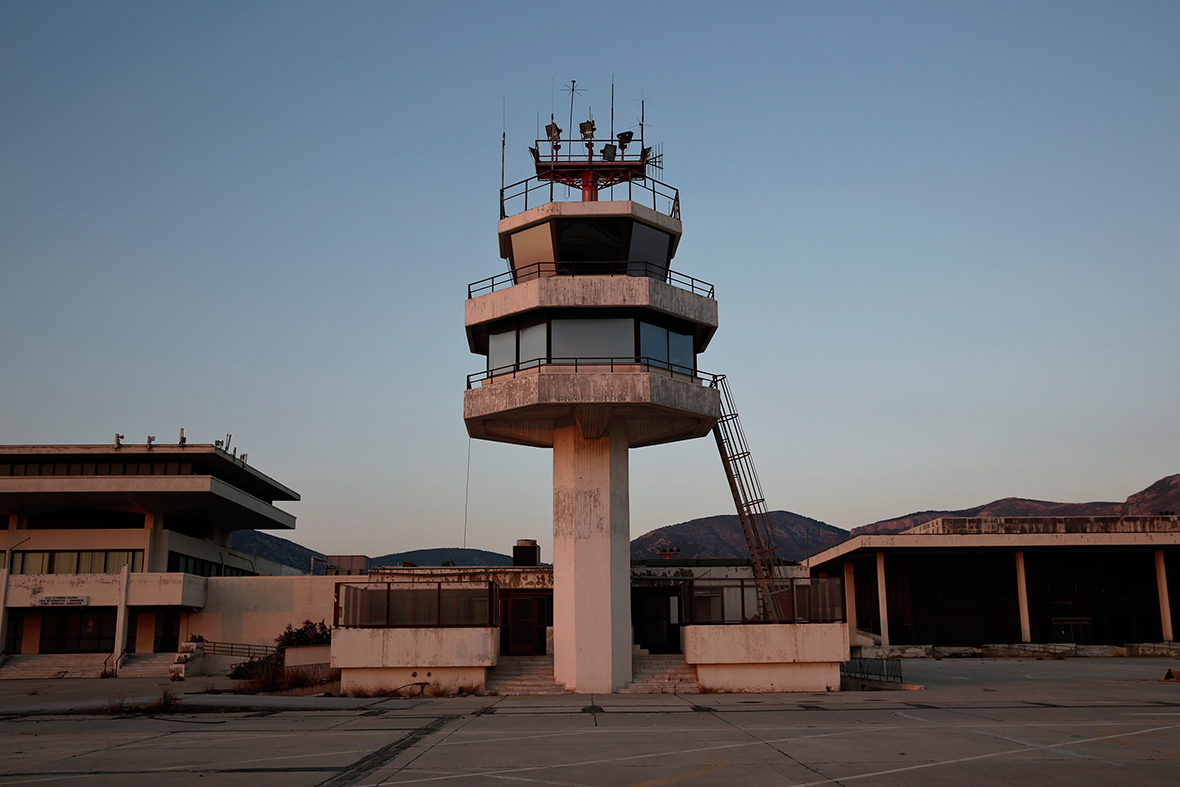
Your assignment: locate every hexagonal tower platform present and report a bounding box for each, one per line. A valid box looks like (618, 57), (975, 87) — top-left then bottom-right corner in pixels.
(464, 110), (720, 692)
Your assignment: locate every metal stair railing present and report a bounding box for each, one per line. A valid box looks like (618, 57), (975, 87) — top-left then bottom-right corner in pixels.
(709, 374), (790, 622)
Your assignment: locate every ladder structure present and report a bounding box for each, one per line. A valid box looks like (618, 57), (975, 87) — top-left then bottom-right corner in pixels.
(710, 375), (792, 622)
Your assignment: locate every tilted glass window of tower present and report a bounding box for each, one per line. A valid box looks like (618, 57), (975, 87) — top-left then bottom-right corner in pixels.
(487, 314), (695, 375)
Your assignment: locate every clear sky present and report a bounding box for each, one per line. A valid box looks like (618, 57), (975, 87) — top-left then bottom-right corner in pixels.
(3, 2), (1178, 559)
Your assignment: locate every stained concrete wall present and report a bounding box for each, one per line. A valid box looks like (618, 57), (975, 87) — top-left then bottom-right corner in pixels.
(340, 666), (488, 697)
(695, 662), (840, 693)
(684, 623), (848, 693)
(5, 572), (206, 608)
(684, 623), (848, 665)
(182, 575), (342, 645)
(332, 627), (498, 669)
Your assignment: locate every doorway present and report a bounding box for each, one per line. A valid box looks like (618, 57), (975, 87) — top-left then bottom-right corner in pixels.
(631, 585), (684, 654)
(501, 592), (552, 655)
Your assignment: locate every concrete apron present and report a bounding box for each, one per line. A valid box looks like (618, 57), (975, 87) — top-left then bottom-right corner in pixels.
(552, 419), (631, 693)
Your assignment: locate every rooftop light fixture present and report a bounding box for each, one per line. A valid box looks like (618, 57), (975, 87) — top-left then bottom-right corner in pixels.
(546, 123), (562, 142)
(600, 144), (617, 162)
(579, 120), (596, 140)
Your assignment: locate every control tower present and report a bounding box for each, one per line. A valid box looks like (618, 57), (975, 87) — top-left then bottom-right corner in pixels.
(464, 106), (720, 692)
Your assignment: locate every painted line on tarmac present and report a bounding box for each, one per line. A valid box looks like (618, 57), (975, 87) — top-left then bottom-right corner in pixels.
(357, 725), (902, 784)
(787, 722), (1180, 787)
(359, 720), (1180, 785)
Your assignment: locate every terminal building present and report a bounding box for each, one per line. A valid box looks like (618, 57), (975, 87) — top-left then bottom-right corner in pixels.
(0, 442), (299, 668)
(806, 516), (1179, 651)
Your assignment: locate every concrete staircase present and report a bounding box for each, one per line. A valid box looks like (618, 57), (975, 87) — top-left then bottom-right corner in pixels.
(618, 654), (700, 694)
(117, 653), (177, 679)
(0, 654), (109, 680)
(484, 655), (571, 695)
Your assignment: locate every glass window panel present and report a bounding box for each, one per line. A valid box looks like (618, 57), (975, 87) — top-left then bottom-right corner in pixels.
(639, 322), (669, 368)
(488, 329), (517, 372)
(518, 321), (547, 368)
(557, 218), (623, 262)
(105, 552), (132, 574)
(17, 552), (50, 574)
(510, 223), (555, 279)
(412, 589), (438, 626)
(131, 551), (143, 572)
(551, 319), (634, 361)
(669, 331), (695, 374)
(52, 552), (78, 574)
(628, 222), (671, 278)
(79, 552), (103, 574)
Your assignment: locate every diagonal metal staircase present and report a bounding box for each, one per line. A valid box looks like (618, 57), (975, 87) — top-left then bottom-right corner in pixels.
(710, 374), (793, 622)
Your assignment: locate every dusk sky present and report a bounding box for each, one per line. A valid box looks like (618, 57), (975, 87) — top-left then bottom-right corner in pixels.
(3, 2), (1178, 559)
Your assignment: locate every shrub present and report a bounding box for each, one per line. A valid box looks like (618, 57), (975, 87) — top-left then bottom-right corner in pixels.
(275, 620), (331, 648)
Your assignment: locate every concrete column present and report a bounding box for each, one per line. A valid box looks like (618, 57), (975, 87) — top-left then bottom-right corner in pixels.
(552, 419), (631, 693)
(143, 513), (157, 572)
(843, 562), (857, 646)
(0, 568), (9, 653)
(1015, 551), (1031, 643)
(112, 563), (131, 674)
(1157, 550), (1173, 643)
(875, 551), (889, 647)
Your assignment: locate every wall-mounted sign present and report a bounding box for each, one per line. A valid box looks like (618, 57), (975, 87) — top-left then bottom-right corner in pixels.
(34, 595), (90, 607)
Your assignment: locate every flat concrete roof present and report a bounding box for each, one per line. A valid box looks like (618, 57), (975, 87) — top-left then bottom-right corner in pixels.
(0, 444), (299, 502)
(0, 444), (298, 530)
(806, 516), (1180, 571)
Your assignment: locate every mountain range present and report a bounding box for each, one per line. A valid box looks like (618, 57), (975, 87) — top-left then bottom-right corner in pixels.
(233, 473), (1179, 569)
(852, 473), (1180, 536)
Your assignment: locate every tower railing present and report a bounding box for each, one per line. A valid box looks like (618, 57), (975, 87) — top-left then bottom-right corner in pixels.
(468, 261), (714, 299)
(709, 374), (797, 622)
(500, 172), (680, 219)
(467, 357), (719, 389)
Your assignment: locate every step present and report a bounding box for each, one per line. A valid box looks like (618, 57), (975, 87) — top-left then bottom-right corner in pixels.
(117, 653), (178, 678)
(0, 654), (110, 680)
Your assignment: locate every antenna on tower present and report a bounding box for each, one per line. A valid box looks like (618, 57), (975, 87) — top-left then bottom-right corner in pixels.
(562, 79), (584, 145)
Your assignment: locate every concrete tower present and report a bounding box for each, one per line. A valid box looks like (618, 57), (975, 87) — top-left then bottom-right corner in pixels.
(464, 111), (719, 692)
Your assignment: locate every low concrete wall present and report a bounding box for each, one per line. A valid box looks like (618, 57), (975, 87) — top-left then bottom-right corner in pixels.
(284, 644), (331, 667)
(331, 627), (499, 670)
(340, 666), (487, 697)
(685, 623), (848, 693)
(696, 662), (840, 693)
(684, 623), (848, 665)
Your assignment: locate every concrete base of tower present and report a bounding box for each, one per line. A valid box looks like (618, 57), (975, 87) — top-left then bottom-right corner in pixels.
(552, 419), (632, 693)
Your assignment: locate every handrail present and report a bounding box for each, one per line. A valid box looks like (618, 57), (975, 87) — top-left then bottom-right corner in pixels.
(501, 172), (680, 219)
(468, 261), (714, 299)
(467, 357), (717, 390)
(203, 641), (276, 658)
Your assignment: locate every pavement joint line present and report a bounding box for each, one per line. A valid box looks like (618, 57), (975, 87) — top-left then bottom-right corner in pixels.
(315, 715), (459, 787)
(367, 724), (909, 784)
(711, 697), (835, 785)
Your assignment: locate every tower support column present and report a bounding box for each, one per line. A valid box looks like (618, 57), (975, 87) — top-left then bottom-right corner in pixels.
(552, 417), (631, 693)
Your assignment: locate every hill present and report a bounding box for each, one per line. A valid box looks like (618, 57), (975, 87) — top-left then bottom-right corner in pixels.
(631, 511), (849, 562)
(230, 529), (322, 572)
(852, 473), (1180, 536)
(232, 473), (1180, 570)
(370, 548), (514, 567)
(229, 531), (513, 572)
